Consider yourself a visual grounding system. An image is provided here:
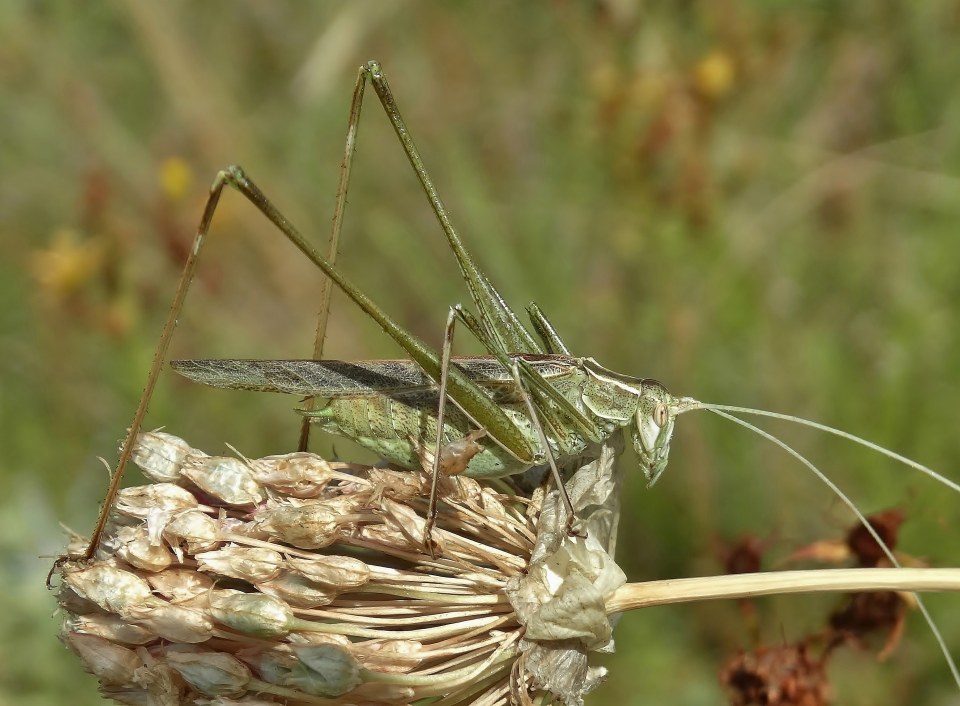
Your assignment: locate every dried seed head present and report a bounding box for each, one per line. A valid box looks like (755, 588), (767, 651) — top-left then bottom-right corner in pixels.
(55, 433), (626, 706)
(721, 643), (831, 706)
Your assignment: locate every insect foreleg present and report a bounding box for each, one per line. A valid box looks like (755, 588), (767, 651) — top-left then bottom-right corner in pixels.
(454, 305), (601, 443)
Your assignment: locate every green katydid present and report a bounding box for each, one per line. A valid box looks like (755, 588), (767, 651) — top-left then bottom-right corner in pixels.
(82, 61), (960, 684)
(168, 60), (694, 528)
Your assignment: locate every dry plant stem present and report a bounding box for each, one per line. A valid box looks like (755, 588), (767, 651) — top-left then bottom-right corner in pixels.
(607, 568), (960, 613)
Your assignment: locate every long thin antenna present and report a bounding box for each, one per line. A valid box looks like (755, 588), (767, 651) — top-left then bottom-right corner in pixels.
(689, 403), (960, 494)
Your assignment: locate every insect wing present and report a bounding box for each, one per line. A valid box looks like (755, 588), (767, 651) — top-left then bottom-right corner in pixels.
(171, 355), (578, 398)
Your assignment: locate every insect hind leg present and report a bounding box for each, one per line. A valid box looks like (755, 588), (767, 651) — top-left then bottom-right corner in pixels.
(82, 174), (230, 560)
(298, 63), (368, 453)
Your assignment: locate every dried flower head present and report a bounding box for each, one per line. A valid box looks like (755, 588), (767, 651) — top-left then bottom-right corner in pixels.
(55, 432), (626, 706)
(782, 507), (917, 661)
(721, 642), (831, 706)
(55, 433), (960, 704)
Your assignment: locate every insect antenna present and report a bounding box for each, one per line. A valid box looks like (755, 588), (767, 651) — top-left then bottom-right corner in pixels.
(683, 404), (960, 689)
(697, 404), (960, 494)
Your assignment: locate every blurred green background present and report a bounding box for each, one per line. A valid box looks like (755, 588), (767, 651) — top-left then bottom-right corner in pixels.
(3, 2), (960, 704)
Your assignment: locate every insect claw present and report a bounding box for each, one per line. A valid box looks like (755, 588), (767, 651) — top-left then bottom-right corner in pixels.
(564, 515), (587, 539)
(47, 555), (69, 589)
(421, 516), (440, 559)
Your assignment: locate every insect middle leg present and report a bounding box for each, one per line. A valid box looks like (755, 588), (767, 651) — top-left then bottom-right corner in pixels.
(423, 306), (577, 543)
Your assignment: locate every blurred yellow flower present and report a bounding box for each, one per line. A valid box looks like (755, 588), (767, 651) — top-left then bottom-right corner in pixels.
(159, 156), (193, 202)
(31, 227), (103, 298)
(693, 50), (735, 100)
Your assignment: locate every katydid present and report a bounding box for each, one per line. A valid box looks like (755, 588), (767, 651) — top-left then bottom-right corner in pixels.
(167, 60), (692, 522)
(81, 61), (960, 685)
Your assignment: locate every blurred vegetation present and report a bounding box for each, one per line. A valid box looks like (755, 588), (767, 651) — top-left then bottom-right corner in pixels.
(3, 1), (960, 704)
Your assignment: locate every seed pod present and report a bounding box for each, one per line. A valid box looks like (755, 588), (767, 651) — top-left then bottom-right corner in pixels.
(286, 554), (370, 589)
(182, 456), (264, 506)
(366, 467), (426, 500)
(125, 601), (215, 644)
(367, 499), (442, 554)
(257, 572), (336, 609)
(286, 644), (362, 697)
(162, 508), (220, 554)
(241, 647), (299, 687)
(165, 650), (251, 697)
(254, 502), (341, 549)
(196, 546), (284, 583)
(249, 452), (335, 498)
(102, 661), (182, 705)
(208, 590), (293, 638)
(69, 614), (156, 645)
(63, 632), (143, 687)
(252, 647), (366, 698)
(146, 568), (214, 602)
(62, 564), (153, 616)
(132, 431), (198, 482)
(115, 483), (198, 520)
(115, 526), (174, 572)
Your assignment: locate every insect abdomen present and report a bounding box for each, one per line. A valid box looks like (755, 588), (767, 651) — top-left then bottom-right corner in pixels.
(302, 394), (528, 478)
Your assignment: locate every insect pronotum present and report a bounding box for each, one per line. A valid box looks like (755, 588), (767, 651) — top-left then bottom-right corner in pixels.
(81, 60), (960, 686)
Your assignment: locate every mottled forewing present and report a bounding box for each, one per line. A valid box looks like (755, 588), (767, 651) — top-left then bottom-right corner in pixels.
(170, 356), (576, 398)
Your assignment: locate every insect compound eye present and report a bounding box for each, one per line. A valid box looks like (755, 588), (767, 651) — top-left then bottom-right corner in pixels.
(653, 402), (669, 428)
